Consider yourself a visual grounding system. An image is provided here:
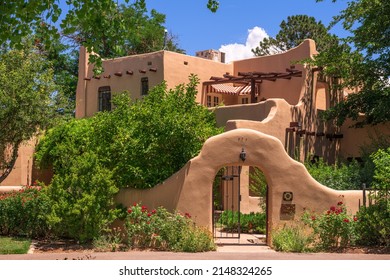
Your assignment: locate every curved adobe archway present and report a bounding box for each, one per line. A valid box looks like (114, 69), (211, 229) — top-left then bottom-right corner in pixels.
(116, 128), (362, 245)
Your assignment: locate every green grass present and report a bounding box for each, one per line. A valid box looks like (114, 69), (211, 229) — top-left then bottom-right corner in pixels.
(0, 236), (31, 254)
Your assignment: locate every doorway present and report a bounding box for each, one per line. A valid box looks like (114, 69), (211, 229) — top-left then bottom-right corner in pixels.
(212, 166), (268, 245)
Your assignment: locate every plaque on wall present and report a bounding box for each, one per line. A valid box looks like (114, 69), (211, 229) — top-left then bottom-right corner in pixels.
(280, 204), (296, 220)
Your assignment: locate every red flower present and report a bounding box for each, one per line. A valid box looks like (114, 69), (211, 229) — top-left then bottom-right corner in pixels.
(147, 213), (152, 217)
(311, 216), (316, 221)
(151, 209), (157, 214)
(141, 205), (147, 212)
(330, 206), (336, 212)
(326, 210), (331, 215)
(127, 209), (132, 214)
(343, 218), (350, 223)
(184, 212), (191, 218)
(337, 201), (343, 206)
(353, 216), (358, 222)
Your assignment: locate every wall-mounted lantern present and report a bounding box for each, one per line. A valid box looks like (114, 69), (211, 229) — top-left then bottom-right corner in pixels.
(239, 147), (246, 162)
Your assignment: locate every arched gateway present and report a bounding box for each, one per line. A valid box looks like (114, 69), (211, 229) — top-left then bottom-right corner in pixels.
(116, 128), (362, 245)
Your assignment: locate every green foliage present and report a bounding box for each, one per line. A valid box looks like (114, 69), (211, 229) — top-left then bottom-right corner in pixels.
(302, 200), (357, 250)
(61, 0), (184, 60)
(353, 147), (390, 247)
(1, 0), (216, 54)
(0, 186), (51, 238)
(357, 134), (390, 187)
(36, 75), (222, 189)
(305, 158), (363, 190)
(252, 15), (339, 56)
(0, 44), (62, 183)
(355, 200), (390, 247)
(45, 152), (119, 242)
(0, 236), (31, 254)
(0, 0), (189, 74)
(207, 0), (219, 12)
(93, 227), (125, 252)
(125, 204), (215, 252)
(35, 76), (220, 242)
(272, 225), (312, 252)
(218, 211), (266, 234)
(371, 147), (390, 194)
(314, 0), (390, 126)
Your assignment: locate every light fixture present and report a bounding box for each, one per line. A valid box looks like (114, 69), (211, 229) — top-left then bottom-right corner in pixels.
(239, 147), (246, 162)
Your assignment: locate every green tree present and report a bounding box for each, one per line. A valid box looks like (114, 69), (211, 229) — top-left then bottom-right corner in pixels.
(33, 31), (79, 115)
(0, 44), (61, 183)
(61, 0), (183, 59)
(314, 0), (390, 126)
(252, 15), (339, 56)
(0, 0), (216, 68)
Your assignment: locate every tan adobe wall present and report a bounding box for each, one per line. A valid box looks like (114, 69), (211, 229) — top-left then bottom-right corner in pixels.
(339, 119), (390, 158)
(76, 50), (165, 118)
(163, 52), (231, 104)
(0, 139), (36, 186)
(232, 40), (317, 105)
(116, 128), (363, 245)
(76, 49), (232, 118)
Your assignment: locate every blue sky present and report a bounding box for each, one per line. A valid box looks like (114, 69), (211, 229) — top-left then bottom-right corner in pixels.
(144, 0), (349, 61)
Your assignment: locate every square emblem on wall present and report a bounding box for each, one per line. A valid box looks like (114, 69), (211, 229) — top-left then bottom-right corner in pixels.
(283, 191), (293, 202)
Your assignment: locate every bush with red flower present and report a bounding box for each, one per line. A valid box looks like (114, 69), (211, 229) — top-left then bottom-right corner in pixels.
(302, 198), (358, 250)
(125, 203), (215, 252)
(0, 185), (51, 237)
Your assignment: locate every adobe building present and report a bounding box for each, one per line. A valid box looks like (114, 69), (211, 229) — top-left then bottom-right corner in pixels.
(2, 40), (389, 245)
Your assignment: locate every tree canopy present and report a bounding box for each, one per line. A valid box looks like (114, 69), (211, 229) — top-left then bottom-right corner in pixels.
(314, 0), (390, 126)
(252, 15), (339, 56)
(1, 0), (215, 68)
(0, 44), (63, 183)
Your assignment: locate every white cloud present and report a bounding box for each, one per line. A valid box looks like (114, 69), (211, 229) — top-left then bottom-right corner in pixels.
(219, 26), (269, 63)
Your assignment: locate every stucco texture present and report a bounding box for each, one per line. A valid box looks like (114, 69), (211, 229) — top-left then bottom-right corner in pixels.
(116, 128), (362, 245)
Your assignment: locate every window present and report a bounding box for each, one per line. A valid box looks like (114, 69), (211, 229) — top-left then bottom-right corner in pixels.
(241, 97), (249, 104)
(213, 96), (219, 106)
(207, 96), (212, 107)
(141, 77), (149, 96)
(206, 95), (220, 107)
(98, 86), (111, 111)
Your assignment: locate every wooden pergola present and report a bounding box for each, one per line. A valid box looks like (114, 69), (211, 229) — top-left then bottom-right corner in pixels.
(203, 67), (303, 104)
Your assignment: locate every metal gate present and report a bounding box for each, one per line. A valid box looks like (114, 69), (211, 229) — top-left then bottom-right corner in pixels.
(213, 166), (242, 241)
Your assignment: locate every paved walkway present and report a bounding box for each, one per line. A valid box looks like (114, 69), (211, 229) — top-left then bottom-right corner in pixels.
(0, 245), (389, 260)
(0, 233), (388, 260)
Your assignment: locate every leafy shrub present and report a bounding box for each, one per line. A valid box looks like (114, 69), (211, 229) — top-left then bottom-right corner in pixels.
(302, 199), (357, 250)
(272, 225), (311, 252)
(218, 211), (266, 234)
(0, 186), (50, 237)
(46, 152), (119, 242)
(36, 75), (222, 190)
(93, 227), (125, 252)
(354, 147), (390, 247)
(305, 158), (363, 190)
(370, 147), (390, 196)
(355, 200), (389, 246)
(125, 204), (215, 252)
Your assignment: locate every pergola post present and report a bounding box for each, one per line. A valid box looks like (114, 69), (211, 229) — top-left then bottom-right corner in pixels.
(250, 78), (256, 103)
